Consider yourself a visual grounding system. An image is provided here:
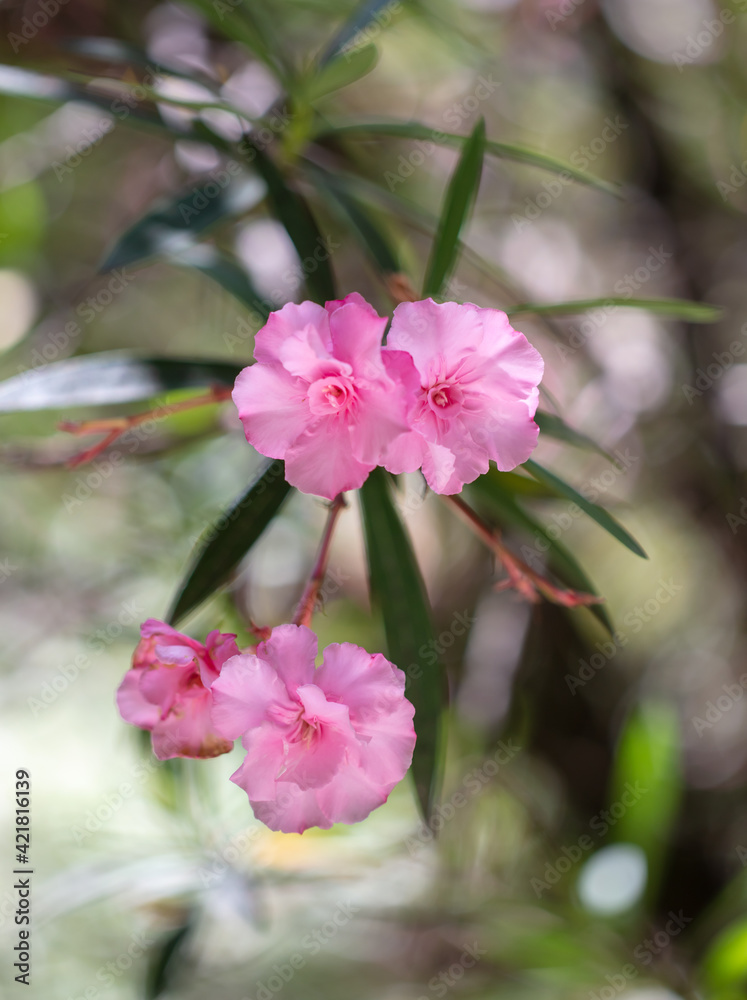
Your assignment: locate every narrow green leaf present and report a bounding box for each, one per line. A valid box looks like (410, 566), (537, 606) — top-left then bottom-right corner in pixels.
(359, 467), (445, 821)
(468, 469), (613, 633)
(310, 167), (399, 274)
(242, 140), (336, 303)
(168, 460), (291, 624)
(523, 458), (647, 559)
(507, 296), (722, 323)
(145, 923), (192, 1000)
(423, 117), (485, 297)
(608, 702), (682, 903)
(0, 354), (242, 413)
(169, 245), (271, 320)
(100, 178), (264, 273)
(318, 120), (620, 195)
(321, 0), (399, 62)
(306, 45), (379, 102)
(535, 411), (609, 458)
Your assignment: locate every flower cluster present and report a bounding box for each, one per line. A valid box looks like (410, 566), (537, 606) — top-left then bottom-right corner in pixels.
(116, 292), (544, 834)
(117, 620), (416, 834)
(232, 293), (544, 499)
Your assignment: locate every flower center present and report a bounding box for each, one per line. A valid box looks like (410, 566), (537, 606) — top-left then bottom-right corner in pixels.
(426, 380), (464, 416)
(307, 375), (356, 416)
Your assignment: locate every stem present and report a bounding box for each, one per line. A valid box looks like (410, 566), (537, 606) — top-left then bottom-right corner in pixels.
(292, 494), (347, 628)
(440, 493), (602, 608)
(59, 385), (233, 467)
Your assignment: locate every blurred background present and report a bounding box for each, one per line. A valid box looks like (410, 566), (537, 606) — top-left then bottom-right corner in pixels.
(1, 0), (747, 997)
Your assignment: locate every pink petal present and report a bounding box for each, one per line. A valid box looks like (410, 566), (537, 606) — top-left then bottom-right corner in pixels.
(232, 363), (309, 459)
(151, 688), (232, 760)
(230, 722), (289, 799)
(327, 296), (388, 375)
(210, 652), (293, 741)
(381, 429), (427, 475)
(253, 301), (331, 366)
(140, 662), (192, 714)
(250, 784), (333, 834)
(116, 669), (160, 729)
(256, 623), (317, 693)
(354, 697), (416, 788)
(420, 440), (459, 494)
(349, 383), (411, 466)
(315, 644), (406, 725)
(202, 630), (240, 685)
(388, 299), (483, 374)
(284, 418), (374, 498)
(314, 761), (392, 825)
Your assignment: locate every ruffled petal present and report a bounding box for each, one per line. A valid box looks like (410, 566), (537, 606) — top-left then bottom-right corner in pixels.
(253, 301), (331, 366)
(210, 652), (294, 741)
(232, 363), (310, 459)
(284, 418), (374, 498)
(151, 688), (232, 760)
(116, 669), (160, 730)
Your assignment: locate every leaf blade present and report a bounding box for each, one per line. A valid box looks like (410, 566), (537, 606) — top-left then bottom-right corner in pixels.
(523, 458), (648, 559)
(242, 140), (336, 303)
(359, 468), (445, 821)
(423, 116), (485, 297)
(507, 296), (722, 322)
(168, 460), (292, 624)
(0, 354), (243, 413)
(318, 119), (620, 195)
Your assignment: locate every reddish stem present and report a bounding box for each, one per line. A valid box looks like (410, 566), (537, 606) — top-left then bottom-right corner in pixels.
(441, 493), (603, 609)
(59, 385), (233, 467)
(292, 495), (347, 628)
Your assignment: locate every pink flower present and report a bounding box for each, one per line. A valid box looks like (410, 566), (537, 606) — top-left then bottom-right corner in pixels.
(210, 624), (416, 833)
(382, 298), (544, 493)
(232, 293), (411, 499)
(116, 619), (239, 760)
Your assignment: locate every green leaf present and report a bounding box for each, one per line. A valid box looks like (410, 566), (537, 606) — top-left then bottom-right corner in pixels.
(359, 467), (445, 821)
(310, 167), (399, 274)
(423, 117), (485, 297)
(535, 411), (609, 458)
(507, 296), (722, 323)
(321, 0), (399, 61)
(306, 45), (379, 102)
(169, 245), (271, 320)
(468, 469), (613, 633)
(0, 354), (242, 413)
(100, 178), (264, 272)
(168, 460), (292, 624)
(608, 702), (682, 903)
(318, 120), (621, 195)
(523, 458), (648, 559)
(145, 923), (192, 1000)
(242, 140), (336, 303)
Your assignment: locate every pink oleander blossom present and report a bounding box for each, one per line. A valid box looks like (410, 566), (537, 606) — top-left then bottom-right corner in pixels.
(117, 619), (239, 760)
(210, 624), (416, 833)
(232, 293), (412, 500)
(382, 298), (544, 494)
